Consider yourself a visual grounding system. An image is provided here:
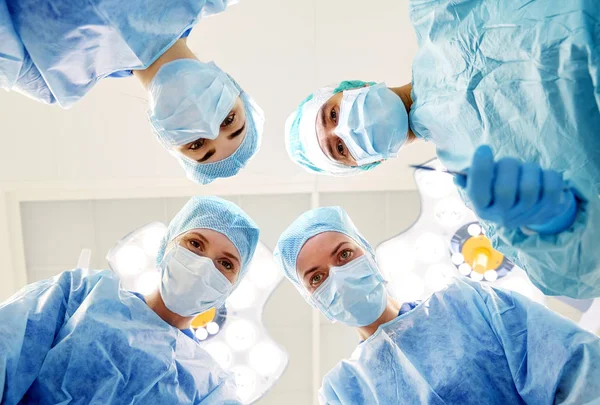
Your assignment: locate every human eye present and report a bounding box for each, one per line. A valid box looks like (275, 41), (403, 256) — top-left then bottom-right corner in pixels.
(336, 138), (347, 157)
(186, 238), (204, 253)
(330, 107), (337, 124)
(338, 249), (353, 263)
(310, 273), (325, 287)
(221, 112), (236, 128)
(219, 259), (235, 272)
(188, 138), (205, 150)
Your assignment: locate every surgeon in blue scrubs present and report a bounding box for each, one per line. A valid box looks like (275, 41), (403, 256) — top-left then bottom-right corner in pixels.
(275, 206), (600, 405)
(284, 0), (600, 299)
(0, 196), (260, 404)
(0, 0), (264, 184)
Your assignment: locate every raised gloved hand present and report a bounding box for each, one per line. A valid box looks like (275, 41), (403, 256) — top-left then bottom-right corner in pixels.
(455, 145), (578, 234)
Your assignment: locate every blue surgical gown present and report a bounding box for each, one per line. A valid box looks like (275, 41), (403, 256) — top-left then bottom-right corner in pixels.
(319, 277), (600, 405)
(0, 268), (241, 405)
(409, 0), (600, 299)
(0, 0), (236, 108)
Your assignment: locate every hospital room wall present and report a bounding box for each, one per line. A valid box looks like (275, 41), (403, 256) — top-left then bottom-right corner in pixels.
(16, 190), (420, 405)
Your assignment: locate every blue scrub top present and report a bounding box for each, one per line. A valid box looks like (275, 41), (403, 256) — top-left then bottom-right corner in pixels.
(0, 269), (240, 404)
(1, 0), (234, 107)
(359, 301), (420, 343)
(108, 28), (193, 78)
(409, 0), (600, 299)
(320, 277), (600, 404)
(130, 291), (198, 342)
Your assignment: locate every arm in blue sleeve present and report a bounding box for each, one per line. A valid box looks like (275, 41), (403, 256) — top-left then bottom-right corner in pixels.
(0, 269), (99, 403)
(0, 0), (55, 104)
(479, 186), (600, 299)
(11, 53), (56, 105)
(475, 283), (600, 404)
(0, 0), (24, 89)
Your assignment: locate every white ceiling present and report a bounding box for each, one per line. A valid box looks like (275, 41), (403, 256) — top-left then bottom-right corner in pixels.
(0, 0), (435, 195)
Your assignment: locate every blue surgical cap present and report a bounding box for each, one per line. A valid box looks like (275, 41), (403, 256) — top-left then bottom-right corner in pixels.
(274, 206), (374, 289)
(284, 80), (379, 176)
(157, 196), (260, 274)
(333, 80), (375, 94)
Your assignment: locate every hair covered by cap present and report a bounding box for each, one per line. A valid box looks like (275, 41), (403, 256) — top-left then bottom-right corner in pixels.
(284, 89), (334, 174)
(333, 80), (375, 93)
(157, 196), (260, 274)
(273, 206), (374, 289)
(285, 80), (379, 176)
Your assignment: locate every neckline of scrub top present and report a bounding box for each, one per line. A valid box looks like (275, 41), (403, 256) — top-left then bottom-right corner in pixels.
(108, 28), (194, 78)
(364, 299), (429, 346)
(359, 301), (421, 344)
(130, 291), (198, 342)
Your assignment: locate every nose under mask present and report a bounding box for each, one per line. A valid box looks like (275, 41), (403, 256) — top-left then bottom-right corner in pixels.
(335, 83), (409, 166)
(159, 244), (233, 317)
(310, 254), (387, 327)
(147, 59), (240, 148)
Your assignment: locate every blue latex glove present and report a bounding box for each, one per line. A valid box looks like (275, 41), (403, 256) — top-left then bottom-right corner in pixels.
(455, 145), (578, 234)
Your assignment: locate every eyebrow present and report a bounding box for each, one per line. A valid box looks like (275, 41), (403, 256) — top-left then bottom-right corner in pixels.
(326, 139), (335, 160)
(330, 242), (348, 257)
(197, 149), (215, 163)
(318, 106), (334, 158)
(301, 242), (349, 281)
(302, 266), (320, 284)
(228, 122), (246, 140)
(319, 105), (327, 130)
(187, 231), (210, 245)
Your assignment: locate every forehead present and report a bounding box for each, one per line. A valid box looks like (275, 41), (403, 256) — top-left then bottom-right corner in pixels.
(236, 97), (248, 133)
(221, 96), (245, 124)
(234, 96), (245, 113)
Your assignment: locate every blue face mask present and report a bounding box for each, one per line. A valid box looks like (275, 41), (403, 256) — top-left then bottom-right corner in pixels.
(147, 59), (240, 147)
(159, 244), (232, 317)
(335, 83), (409, 166)
(310, 254), (387, 327)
